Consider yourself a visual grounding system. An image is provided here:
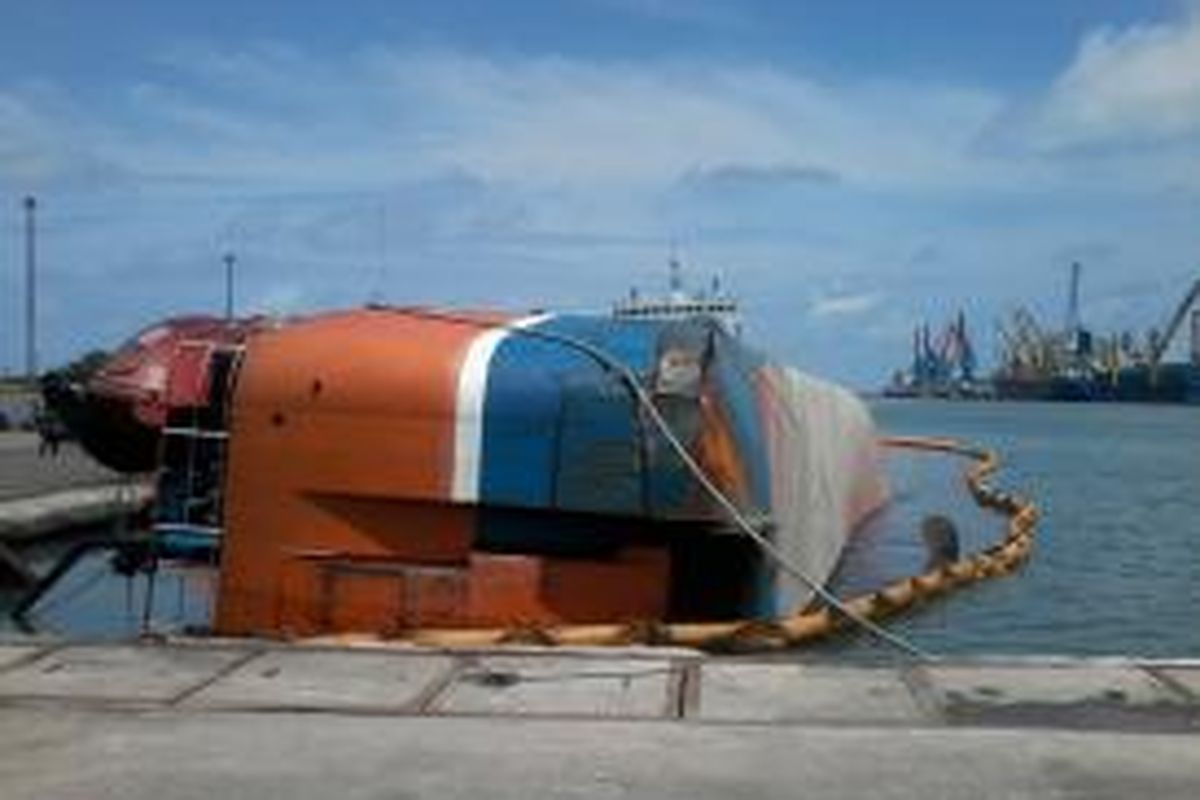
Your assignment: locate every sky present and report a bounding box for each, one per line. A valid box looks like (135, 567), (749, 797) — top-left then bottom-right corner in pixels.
(2, 0), (1199, 387)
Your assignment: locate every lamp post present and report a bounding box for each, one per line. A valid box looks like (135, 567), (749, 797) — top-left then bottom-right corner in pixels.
(23, 196), (37, 384)
(223, 252), (236, 321)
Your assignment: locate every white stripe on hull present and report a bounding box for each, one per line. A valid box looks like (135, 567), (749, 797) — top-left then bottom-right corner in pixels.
(451, 314), (551, 503)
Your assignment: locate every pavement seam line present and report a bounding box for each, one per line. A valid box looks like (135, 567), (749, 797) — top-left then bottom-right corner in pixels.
(1138, 664), (1199, 704)
(409, 655), (468, 714)
(168, 647), (266, 707)
(671, 659), (701, 720)
(0, 641), (67, 675)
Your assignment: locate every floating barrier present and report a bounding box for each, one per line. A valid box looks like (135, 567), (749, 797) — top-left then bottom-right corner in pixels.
(301, 436), (1037, 654)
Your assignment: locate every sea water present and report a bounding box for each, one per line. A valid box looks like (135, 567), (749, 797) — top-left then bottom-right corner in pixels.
(4, 400), (1198, 657)
(825, 399), (1200, 658)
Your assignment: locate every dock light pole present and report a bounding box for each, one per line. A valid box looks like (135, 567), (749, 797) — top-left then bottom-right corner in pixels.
(22, 196), (37, 384)
(222, 252), (236, 321)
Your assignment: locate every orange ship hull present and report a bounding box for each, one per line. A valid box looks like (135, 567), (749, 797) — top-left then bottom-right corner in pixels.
(60, 307), (888, 638)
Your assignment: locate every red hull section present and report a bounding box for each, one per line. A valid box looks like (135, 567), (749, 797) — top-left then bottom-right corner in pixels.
(46, 316), (260, 472)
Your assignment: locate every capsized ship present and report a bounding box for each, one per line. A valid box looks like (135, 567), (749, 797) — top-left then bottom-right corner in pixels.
(47, 282), (887, 638)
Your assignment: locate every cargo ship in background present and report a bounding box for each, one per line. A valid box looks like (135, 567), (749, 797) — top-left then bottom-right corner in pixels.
(36, 265), (888, 639)
(886, 264), (1200, 404)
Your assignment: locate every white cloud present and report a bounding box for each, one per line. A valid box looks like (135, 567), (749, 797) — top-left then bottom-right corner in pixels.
(415, 60), (1003, 190)
(0, 89), (130, 189)
(0, 45), (1013, 196)
(249, 283), (307, 316)
(679, 162), (841, 191)
(1, 33), (1198, 384)
(809, 291), (882, 319)
(1021, 9), (1200, 150)
(584, 0), (750, 29)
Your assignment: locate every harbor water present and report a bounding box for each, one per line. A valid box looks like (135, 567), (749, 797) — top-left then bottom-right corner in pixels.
(4, 400), (1199, 658)
(828, 399), (1200, 658)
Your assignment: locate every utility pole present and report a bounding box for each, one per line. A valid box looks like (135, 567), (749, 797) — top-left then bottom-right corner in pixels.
(23, 196), (37, 384)
(222, 252), (236, 321)
(1065, 261), (1082, 335)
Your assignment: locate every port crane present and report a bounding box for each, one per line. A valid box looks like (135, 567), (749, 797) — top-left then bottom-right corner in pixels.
(1149, 278), (1200, 370)
(891, 312), (980, 397)
(997, 307), (1059, 377)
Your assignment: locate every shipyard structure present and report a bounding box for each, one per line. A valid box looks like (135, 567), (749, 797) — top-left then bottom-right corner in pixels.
(887, 265), (1200, 403)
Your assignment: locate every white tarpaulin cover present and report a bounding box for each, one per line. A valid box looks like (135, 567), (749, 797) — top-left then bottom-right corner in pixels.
(759, 366), (889, 613)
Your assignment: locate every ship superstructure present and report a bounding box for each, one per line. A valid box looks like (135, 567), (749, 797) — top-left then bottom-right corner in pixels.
(613, 258), (742, 335)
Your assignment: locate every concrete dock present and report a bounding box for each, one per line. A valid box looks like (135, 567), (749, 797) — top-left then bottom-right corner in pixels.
(1, 430), (1197, 796)
(0, 640), (1196, 798)
(0, 434), (148, 557)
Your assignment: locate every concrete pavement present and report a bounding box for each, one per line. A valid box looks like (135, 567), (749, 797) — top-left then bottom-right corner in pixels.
(3, 706), (1198, 800)
(0, 641), (1196, 798)
(0, 433), (116, 502)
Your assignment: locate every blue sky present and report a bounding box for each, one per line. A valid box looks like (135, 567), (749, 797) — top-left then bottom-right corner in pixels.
(2, 0), (1199, 386)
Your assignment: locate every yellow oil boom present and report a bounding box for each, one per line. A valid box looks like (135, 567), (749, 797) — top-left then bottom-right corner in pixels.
(297, 436), (1038, 655)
